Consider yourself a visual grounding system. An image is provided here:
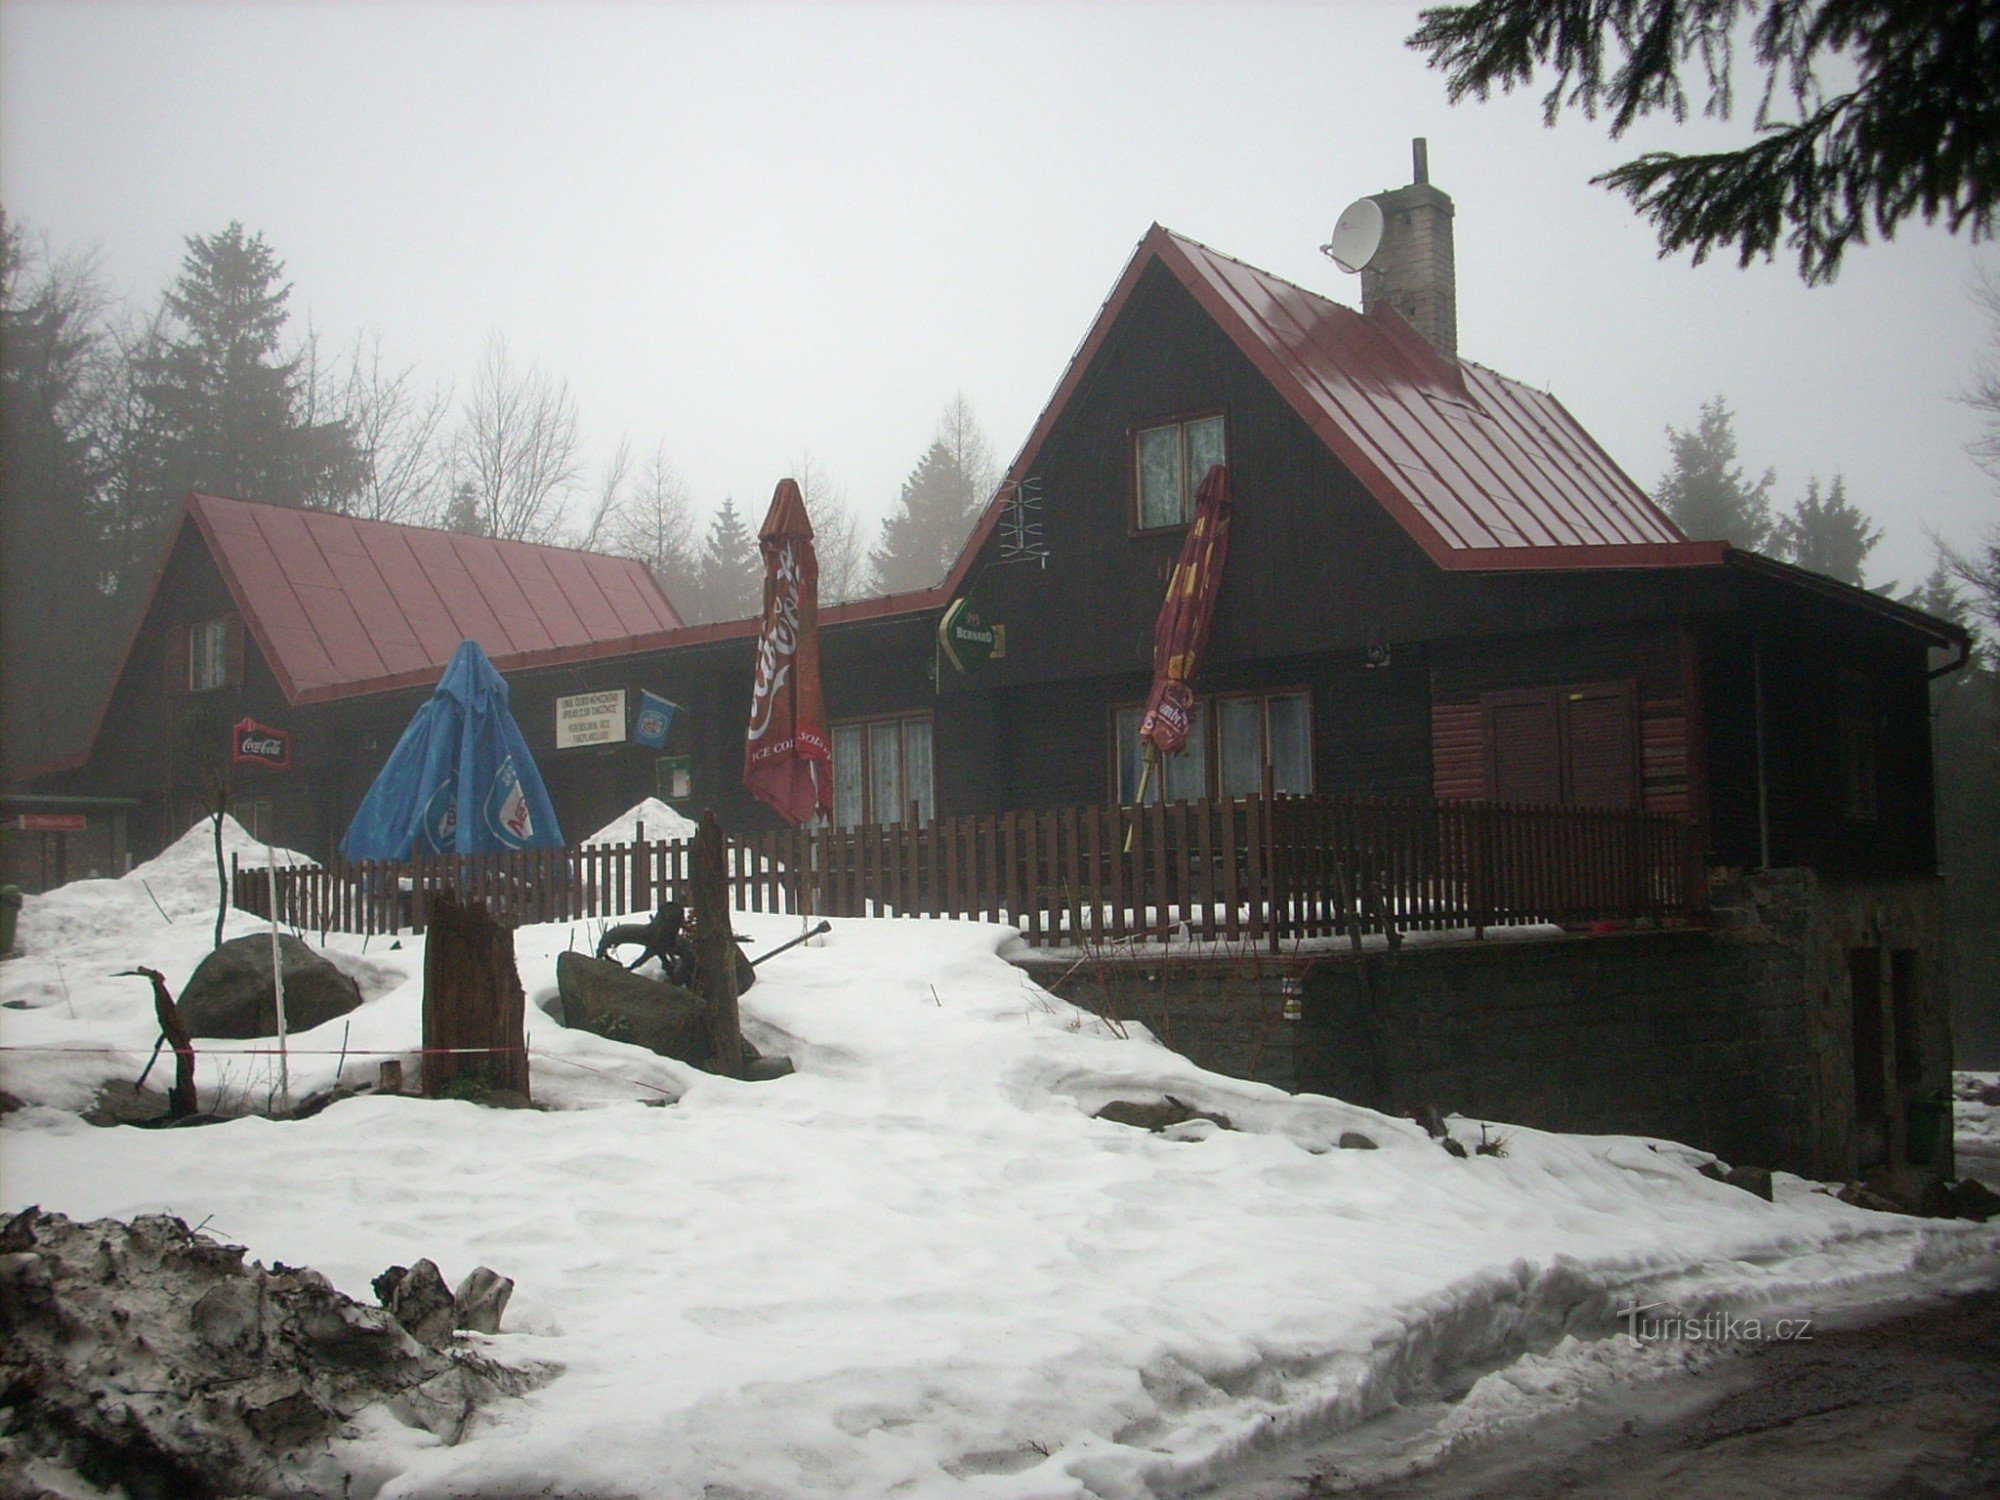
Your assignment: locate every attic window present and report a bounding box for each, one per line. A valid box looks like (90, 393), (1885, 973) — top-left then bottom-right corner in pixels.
(190, 617), (232, 692)
(1135, 413), (1225, 529)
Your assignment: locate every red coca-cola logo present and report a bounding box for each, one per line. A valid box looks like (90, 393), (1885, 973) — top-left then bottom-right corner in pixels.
(231, 718), (291, 770)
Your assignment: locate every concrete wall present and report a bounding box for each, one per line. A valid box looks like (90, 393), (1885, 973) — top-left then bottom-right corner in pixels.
(1018, 870), (1954, 1183)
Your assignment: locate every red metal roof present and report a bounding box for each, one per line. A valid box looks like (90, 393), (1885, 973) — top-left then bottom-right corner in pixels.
(188, 494), (683, 704)
(941, 226), (1723, 594)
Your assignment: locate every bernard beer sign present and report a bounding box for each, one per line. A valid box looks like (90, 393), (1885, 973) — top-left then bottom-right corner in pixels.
(231, 718), (292, 771)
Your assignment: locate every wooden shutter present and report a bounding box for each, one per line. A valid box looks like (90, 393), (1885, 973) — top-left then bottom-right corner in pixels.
(1562, 682), (1638, 809)
(1483, 692), (1561, 805)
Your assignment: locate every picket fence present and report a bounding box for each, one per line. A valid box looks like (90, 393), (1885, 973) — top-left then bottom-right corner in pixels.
(232, 791), (1700, 951)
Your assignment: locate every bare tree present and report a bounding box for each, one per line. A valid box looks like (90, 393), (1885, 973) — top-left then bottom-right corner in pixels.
(334, 332), (451, 525)
(936, 390), (999, 504)
(573, 434), (634, 552)
(592, 441), (700, 615)
(451, 335), (582, 543)
(792, 450), (868, 604)
(1951, 268), (2000, 634)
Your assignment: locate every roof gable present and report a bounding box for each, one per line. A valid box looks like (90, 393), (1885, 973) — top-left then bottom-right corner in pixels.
(188, 493), (684, 703)
(940, 225), (1724, 597)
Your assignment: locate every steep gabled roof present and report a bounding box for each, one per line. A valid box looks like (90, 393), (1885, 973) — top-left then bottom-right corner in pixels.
(182, 494), (684, 703)
(939, 225), (1724, 599)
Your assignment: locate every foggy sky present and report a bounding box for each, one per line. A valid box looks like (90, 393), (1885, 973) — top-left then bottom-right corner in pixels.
(3, 1), (1993, 594)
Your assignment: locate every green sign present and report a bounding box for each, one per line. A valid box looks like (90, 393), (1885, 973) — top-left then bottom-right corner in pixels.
(939, 597), (1004, 674)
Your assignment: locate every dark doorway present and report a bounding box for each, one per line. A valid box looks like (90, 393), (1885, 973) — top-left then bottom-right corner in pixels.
(1850, 946), (1887, 1169)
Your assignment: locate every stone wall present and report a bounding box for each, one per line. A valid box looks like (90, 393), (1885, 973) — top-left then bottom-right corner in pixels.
(1017, 870), (1953, 1183)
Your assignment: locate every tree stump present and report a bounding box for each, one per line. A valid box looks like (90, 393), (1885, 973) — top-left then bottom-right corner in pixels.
(421, 889), (530, 1101)
(691, 811), (746, 1079)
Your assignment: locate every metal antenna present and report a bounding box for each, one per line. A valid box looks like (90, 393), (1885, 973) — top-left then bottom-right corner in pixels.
(997, 476), (1049, 568)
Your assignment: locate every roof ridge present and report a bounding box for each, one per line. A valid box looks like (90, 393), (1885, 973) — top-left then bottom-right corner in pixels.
(187, 491), (648, 568)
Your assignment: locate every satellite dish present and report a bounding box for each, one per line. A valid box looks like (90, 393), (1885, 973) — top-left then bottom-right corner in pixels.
(1320, 197), (1383, 275)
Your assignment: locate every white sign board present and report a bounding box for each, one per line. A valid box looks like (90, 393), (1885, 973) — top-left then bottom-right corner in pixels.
(556, 689), (627, 749)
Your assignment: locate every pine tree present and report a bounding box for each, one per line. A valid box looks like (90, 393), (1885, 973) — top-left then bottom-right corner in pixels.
(1655, 398), (1776, 551)
(1409, 0), (2000, 285)
(690, 497), (759, 623)
(870, 397), (995, 594)
(0, 214), (121, 767)
(125, 223), (363, 531)
(1773, 474), (1881, 586)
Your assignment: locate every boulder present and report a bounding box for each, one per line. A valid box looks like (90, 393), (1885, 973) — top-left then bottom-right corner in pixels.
(1093, 1096), (1231, 1133)
(1724, 1164), (1775, 1202)
(178, 934), (363, 1039)
(1337, 1131), (1378, 1150)
(556, 951), (713, 1064)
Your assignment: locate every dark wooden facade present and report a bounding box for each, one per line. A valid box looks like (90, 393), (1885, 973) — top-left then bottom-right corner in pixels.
(36, 244), (1960, 896)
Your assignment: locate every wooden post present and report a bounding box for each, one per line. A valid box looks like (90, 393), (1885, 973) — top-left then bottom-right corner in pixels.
(691, 810), (746, 1079)
(420, 889), (530, 1100)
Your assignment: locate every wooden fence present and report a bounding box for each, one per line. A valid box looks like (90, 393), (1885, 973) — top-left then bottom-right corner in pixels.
(234, 792), (1699, 950)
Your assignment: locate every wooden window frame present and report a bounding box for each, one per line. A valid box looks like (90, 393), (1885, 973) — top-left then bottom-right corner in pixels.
(830, 712), (935, 828)
(1109, 686), (1313, 804)
(1129, 407), (1228, 533)
(171, 614), (244, 696)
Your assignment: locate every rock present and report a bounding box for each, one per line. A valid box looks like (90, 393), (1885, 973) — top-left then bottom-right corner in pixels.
(1337, 1131), (1378, 1150)
(1440, 1136), (1469, 1158)
(1698, 1160), (1731, 1183)
(556, 951), (712, 1063)
(454, 1266), (515, 1334)
(554, 951), (769, 1075)
(1838, 1181), (1917, 1216)
(375, 1258), (457, 1346)
(745, 1054), (795, 1082)
(177, 934), (363, 1039)
(1946, 1178), (2000, 1222)
(1724, 1164), (1775, 1202)
(1094, 1096), (1231, 1132)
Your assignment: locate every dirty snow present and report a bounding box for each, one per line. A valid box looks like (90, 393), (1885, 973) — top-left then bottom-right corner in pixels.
(3, 812), (1998, 1498)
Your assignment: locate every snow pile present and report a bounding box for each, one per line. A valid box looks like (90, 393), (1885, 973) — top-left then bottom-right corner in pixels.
(13, 815), (311, 959)
(581, 797), (698, 847)
(1958, 1071), (2000, 1186)
(4, 829), (1999, 1496)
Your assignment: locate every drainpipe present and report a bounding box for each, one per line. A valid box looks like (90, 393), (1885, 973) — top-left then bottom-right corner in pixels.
(1753, 637), (1771, 870)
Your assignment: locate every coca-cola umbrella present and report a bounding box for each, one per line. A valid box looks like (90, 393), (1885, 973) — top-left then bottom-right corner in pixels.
(1134, 463), (1235, 811)
(743, 478), (831, 826)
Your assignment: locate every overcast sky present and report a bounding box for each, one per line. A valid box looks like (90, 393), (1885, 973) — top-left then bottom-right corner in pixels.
(4, 1), (1993, 593)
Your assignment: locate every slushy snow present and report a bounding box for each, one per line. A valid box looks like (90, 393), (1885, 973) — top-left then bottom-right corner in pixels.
(3, 813), (1996, 1498)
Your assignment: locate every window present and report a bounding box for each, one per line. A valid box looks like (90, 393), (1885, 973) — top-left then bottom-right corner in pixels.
(831, 715), (934, 828)
(190, 617), (231, 692)
(1135, 413), (1226, 529)
(1114, 691), (1310, 803)
(1838, 672), (1878, 822)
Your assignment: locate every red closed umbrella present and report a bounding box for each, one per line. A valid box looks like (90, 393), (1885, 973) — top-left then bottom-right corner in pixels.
(1135, 463), (1234, 799)
(743, 478), (831, 825)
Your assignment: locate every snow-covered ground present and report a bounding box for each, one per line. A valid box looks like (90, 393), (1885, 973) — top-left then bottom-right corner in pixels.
(1958, 1070), (2000, 1187)
(3, 818), (1998, 1499)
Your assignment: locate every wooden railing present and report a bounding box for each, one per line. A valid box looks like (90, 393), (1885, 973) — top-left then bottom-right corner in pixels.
(234, 793), (1700, 949)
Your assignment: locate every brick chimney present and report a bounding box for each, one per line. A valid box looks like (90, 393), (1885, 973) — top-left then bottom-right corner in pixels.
(1360, 139), (1457, 361)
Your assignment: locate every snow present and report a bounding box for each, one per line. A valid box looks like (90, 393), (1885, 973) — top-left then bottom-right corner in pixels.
(4, 807), (1998, 1497)
(581, 797), (698, 847)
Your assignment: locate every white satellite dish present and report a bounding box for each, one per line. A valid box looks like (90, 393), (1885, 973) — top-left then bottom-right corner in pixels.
(1320, 197), (1383, 275)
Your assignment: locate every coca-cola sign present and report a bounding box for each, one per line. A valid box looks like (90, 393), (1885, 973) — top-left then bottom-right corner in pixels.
(231, 717), (291, 770)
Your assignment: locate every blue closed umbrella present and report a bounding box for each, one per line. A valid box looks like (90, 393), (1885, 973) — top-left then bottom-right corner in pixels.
(341, 640), (564, 860)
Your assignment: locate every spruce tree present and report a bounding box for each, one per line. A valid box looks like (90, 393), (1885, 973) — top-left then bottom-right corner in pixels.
(870, 398), (994, 594)
(1773, 474), (1881, 586)
(123, 223), (362, 551)
(1655, 398), (1776, 551)
(0, 214), (120, 767)
(692, 497), (759, 623)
